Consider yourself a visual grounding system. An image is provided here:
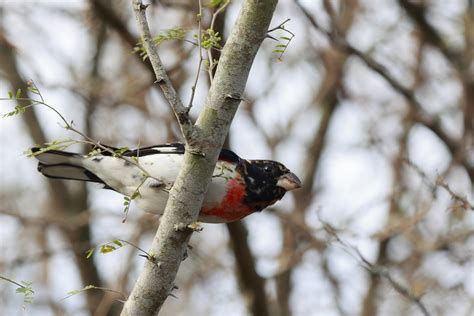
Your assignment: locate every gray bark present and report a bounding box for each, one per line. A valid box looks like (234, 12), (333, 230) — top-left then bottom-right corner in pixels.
(121, 0), (278, 315)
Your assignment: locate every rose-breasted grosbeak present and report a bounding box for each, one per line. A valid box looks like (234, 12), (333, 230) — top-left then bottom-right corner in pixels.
(32, 143), (301, 223)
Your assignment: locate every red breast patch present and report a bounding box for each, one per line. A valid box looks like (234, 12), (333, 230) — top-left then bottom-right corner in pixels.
(201, 177), (252, 222)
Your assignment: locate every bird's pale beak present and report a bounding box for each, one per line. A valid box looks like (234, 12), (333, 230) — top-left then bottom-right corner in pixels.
(276, 172), (302, 191)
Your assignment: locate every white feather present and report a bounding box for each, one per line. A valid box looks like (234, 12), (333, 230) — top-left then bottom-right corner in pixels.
(81, 153), (237, 216)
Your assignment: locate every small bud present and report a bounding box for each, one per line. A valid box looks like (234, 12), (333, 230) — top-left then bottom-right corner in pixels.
(187, 222), (203, 232)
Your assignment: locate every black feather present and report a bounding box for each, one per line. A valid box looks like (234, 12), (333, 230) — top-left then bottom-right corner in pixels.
(101, 143), (241, 163)
(37, 163), (104, 183)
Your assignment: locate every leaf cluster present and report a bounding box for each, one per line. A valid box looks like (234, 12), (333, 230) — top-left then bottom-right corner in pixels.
(207, 0), (229, 8)
(198, 29), (222, 50)
(0, 276), (35, 305)
(86, 239), (125, 259)
(134, 28), (188, 60)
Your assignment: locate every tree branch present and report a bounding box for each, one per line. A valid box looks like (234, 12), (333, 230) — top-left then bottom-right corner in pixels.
(398, 0), (463, 71)
(131, 0), (195, 145)
(121, 1), (278, 314)
(226, 222), (269, 316)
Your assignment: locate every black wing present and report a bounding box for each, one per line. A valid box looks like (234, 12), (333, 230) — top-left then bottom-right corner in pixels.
(102, 142), (241, 163)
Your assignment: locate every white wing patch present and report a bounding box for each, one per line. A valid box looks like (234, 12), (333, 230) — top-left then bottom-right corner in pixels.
(151, 146), (181, 153)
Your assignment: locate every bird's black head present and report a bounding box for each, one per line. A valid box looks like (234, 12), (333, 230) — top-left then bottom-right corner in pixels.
(239, 160), (301, 211)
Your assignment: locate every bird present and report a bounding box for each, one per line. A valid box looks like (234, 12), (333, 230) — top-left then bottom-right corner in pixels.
(31, 143), (301, 223)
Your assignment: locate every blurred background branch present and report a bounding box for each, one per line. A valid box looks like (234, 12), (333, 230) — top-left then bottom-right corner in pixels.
(0, 0), (472, 315)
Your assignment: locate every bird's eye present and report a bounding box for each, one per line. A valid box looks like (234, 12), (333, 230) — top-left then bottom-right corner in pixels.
(264, 165), (272, 173)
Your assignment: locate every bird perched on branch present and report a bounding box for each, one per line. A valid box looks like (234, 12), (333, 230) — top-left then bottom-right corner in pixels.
(31, 143), (301, 223)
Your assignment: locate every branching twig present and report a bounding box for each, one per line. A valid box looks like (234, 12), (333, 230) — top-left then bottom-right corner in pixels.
(320, 221), (432, 316)
(0, 275), (35, 305)
(187, 0), (203, 111)
(207, 0), (230, 82)
(267, 18), (291, 33)
(62, 285), (126, 302)
(398, 0), (463, 71)
(404, 158), (474, 211)
(1, 85), (160, 202)
(358, 254), (431, 316)
(132, 0), (196, 146)
(0, 275), (31, 291)
(436, 177), (474, 211)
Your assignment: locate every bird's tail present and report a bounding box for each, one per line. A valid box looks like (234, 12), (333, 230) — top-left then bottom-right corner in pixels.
(32, 148), (104, 183)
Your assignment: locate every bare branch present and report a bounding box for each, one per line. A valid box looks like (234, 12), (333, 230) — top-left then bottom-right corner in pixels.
(404, 159), (474, 212)
(206, 0), (230, 82)
(398, 0), (463, 70)
(131, 0), (195, 145)
(187, 0), (203, 111)
(226, 222), (269, 316)
(321, 221), (432, 316)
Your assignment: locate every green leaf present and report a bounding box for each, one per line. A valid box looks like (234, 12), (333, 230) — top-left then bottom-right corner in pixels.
(123, 196), (130, 206)
(16, 287), (29, 295)
(100, 244), (116, 254)
(280, 36), (292, 41)
(85, 248), (95, 259)
(27, 84), (39, 95)
(15, 281), (34, 305)
(131, 190), (141, 200)
(207, 0), (228, 8)
(2, 105), (25, 118)
(275, 44), (287, 48)
(134, 28), (188, 58)
(87, 148), (102, 157)
(15, 88), (22, 99)
(27, 139), (76, 157)
(65, 285), (97, 300)
(98, 239), (125, 255)
(273, 49), (285, 53)
(200, 29), (222, 49)
(112, 147), (129, 157)
(7, 91), (13, 99)
(66, 289), (80, 296)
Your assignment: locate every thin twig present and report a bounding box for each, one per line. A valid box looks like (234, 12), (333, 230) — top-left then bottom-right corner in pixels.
(207, 0), (230, 82)
(320, 221), (432, 316)
(132, 0), (195, 145)
(436, 178), (474, 211)
(267, 18), (291, 33)
(187, 0), (203, 111)
(357, 251), (431, 316)
(62, 285), (126, 302)
(118, 239), (153, 260)
(404, 158), (474, 211)
(1, 91), (155, 181)
(0, 275), (30, 290)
